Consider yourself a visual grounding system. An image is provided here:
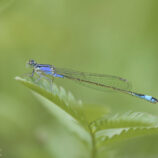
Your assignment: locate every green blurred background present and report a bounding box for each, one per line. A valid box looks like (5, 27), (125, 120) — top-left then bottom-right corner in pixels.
(0, 0), (158, 158)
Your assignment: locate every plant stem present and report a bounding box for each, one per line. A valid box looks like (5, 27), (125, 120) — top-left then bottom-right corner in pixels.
(89, 126), (96, 158)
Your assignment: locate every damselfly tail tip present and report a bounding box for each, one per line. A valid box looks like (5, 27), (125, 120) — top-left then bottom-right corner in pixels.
(132, 92), (158, 104)
(143, 96), (158, 104)
(151, 97), (158, 104)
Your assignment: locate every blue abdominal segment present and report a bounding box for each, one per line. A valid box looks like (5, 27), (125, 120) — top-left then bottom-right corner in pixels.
(53, 73), (64, 78)
(133, 93), (158, 103)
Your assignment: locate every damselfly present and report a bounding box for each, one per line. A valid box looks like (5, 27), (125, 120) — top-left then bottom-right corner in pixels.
(27, 59), (158, 104)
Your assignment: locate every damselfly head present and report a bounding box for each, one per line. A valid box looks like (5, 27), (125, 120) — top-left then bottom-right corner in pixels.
(26, 59), (37, 68)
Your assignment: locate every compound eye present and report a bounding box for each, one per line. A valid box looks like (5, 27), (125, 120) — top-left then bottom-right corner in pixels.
(29, 59), (35, 65)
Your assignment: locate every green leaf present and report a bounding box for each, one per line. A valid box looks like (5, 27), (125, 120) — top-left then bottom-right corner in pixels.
(96, 126), (158, 148)
(90, 111), (158, 133)
(16, 76), (92, 158)
(15, 76), (87, 126)
(90, 112), (158, 150)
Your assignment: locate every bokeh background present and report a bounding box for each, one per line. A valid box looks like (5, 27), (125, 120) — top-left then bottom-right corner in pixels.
(0, 0), (158, 158)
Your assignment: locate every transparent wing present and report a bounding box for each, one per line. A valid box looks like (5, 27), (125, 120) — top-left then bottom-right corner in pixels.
(55, 68), (132, 93)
